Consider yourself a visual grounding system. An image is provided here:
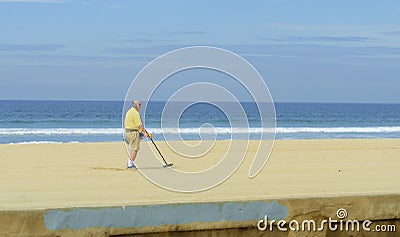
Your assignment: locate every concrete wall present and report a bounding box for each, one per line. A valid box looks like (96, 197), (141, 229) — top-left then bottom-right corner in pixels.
(1, 194), (399, 237)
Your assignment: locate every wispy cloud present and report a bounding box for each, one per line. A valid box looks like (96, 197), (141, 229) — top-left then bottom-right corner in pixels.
(0, 0), (65, 2)
(0, 0), (98, 4)
(122, 31), (205, 44)
(259, 36), (375, 43)
(99, 43), (400, 64)
(381, 30), (400, 35)
(0, 44), (67, 51)
(237, 44), (400, 58)
(0, 53), (151, 66)
(105, 45), (181, 56)
(290, 36), (374, 42)
(170, 31), (206, 35)
(135, 31), (206, 37)
(123, 38), (176, 43)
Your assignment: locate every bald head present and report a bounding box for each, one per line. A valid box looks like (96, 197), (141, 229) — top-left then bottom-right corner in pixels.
(132, 100), (141, 111)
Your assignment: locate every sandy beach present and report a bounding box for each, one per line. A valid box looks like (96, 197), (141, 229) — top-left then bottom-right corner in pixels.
(1, 139), (399, 211)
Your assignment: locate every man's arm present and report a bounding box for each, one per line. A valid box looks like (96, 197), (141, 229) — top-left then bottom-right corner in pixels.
(138, 124), (149, 137)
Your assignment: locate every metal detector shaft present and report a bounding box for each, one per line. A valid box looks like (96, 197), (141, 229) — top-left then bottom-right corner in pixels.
(149, 137), (169, 166)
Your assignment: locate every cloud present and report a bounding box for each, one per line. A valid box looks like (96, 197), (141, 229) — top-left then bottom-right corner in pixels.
(83, 43), (400, 65)
(0, 53), (153, 68)
(0, 44), (67, 51)
(135, 31), (206, 37)
(104, 44), (338, 59)
(259, 36), (375, 43)
(105, 45), (180, 56)
(0, 0), (65, 2)
(233, 44), (400, 59)
(121, 31), (205, 44)
(381, 30), (400, 35)
(290, 36), (374, 42)
(170, 31), (206, 35)
(123, 38), (176, 43)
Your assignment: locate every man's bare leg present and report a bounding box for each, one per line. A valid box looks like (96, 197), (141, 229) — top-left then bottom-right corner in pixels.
(127, 149), (138, 168)
(130, 150), (138, 162)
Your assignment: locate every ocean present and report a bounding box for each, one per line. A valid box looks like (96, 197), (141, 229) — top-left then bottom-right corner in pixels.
(0, 100), (400, 144)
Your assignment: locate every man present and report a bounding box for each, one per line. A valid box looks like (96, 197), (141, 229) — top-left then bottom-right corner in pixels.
(124, 100), (149, 169)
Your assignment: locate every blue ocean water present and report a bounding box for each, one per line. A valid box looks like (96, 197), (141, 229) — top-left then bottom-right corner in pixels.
(0, 100), (400, 144)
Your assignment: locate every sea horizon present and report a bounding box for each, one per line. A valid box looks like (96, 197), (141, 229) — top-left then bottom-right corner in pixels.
(1, 99), (400, 105)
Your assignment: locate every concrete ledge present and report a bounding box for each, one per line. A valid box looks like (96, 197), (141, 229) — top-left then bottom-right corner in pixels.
(1, 194), (399, 237)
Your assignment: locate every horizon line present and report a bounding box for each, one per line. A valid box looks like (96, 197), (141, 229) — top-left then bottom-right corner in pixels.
(0, 99), (400, 105)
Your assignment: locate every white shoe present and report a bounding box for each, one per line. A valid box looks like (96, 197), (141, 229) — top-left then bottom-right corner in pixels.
(127, 163), (137, 169)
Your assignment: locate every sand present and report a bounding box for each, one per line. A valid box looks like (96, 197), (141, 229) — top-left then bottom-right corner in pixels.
(0, 139), (399, 211)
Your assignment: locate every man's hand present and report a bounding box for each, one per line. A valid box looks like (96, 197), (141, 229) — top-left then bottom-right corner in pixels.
(144, 130), (151, 139)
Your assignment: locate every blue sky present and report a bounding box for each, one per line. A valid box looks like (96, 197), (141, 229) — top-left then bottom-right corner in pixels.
(0, 0), (399, 102)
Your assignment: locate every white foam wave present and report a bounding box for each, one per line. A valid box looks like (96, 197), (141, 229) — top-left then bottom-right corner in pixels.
(8, 141), (80, 145)
(0, 128), (122, 135)
(153, 127), (400, 134)
(277, 127), (400, 133)
(1, 126), (400, 136)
